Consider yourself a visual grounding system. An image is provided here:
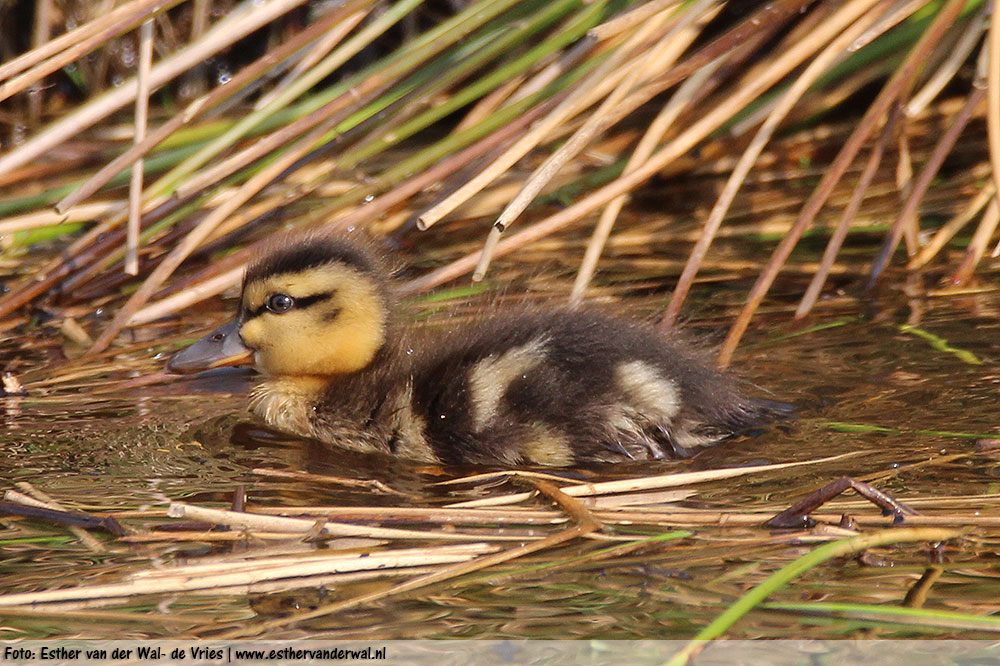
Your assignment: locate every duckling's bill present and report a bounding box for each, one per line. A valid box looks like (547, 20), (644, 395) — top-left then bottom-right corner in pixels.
(167, 320), (254, 374)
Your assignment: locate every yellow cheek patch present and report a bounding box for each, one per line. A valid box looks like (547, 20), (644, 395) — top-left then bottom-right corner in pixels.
(239, 264), (387, 377)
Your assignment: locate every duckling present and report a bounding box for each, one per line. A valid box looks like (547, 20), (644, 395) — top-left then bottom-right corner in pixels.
(168, 232), (783, 466)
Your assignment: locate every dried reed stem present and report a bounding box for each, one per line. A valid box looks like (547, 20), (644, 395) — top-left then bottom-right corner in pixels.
(168, 503), (530, 541)
(719, 0), (968, 367)
(0, 0), (311, 179)
(907, 7), (987, 117)
(0, 202), (128, 234)
(447, 452), (861, 508)
(796, 112), (897, 317)
(868, 86), (985, 286)
(472, 8), (678, 280)
(988, 0), (1000, 206)
(951, 197), (1000, 284)
(126, 19), (154, 276)
(570, 10), (716, 305)
(664, 3), (880, 327)
(908, 182), (996, 270)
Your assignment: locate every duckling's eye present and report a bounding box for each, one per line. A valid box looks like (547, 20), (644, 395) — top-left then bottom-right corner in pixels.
(266, 293), (295, 314)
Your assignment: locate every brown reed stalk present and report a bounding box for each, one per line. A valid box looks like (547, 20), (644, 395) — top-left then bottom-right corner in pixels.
(867, 86), (985, 287)
(718, 0), (969, 367)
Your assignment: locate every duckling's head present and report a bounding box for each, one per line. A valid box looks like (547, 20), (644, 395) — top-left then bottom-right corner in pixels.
(169, 233), (392, 377)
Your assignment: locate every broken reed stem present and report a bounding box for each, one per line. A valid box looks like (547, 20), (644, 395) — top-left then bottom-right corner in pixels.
(126, 19), (154, 277)
(951, 197), (1000, 284)
(719, 0), (968, 368)
(663, 3), (880, 328)
(472, 8), (678, 281)
(0, 0), (186, 103)
(402, 0), (862, 298)
(570, 6), (717, 305)
(796, 110), (898, 318)
(0, 0), (312, 179)
(908, 181), (995, 270)
(55, 1), (359, 214)
(868, 86), (986, 287)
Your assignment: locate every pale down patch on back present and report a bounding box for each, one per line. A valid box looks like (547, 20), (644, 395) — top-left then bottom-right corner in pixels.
(468, 337), (548, 431)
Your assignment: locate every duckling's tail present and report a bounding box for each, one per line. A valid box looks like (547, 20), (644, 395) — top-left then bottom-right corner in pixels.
(750, 398), (797, 421)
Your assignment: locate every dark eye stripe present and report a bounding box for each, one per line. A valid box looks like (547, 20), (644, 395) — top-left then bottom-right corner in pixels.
(244, 291), (335, 320)
(293, 292), (335, 310)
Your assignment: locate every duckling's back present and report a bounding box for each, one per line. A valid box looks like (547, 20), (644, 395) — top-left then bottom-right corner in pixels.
(408, 310), (777, 465)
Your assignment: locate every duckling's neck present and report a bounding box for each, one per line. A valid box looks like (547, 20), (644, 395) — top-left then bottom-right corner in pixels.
(249, 333), (422, 454)
(249, 375), (329, 440)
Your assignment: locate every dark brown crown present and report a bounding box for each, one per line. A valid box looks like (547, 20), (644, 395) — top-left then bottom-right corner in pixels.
(245, 232), (384, 288)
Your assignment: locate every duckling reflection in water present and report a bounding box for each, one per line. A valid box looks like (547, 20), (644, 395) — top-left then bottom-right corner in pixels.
(168, 232), (786, 466)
